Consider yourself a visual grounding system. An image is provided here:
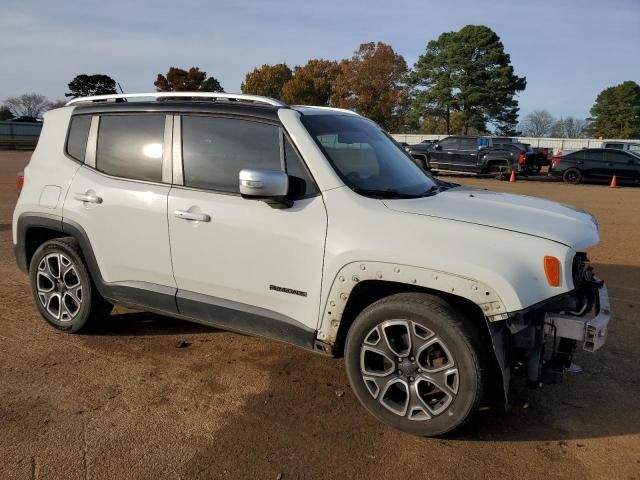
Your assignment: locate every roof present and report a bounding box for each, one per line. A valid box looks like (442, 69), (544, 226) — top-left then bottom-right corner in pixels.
(65, 92), (360, 120)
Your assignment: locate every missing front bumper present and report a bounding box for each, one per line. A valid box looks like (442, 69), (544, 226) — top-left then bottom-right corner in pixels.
(544, 284), (610, 352)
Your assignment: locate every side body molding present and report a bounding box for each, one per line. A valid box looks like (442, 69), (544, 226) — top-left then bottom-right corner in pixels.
(317, 261), (508, 345)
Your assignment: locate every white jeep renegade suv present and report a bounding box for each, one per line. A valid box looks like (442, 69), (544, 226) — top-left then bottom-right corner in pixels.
(13, 92), (610, 436)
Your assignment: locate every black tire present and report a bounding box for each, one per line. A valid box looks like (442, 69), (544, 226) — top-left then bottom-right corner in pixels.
(562, 168), (582, 184)
(344, 292), (487, 436)
(29, 238), (112, 333)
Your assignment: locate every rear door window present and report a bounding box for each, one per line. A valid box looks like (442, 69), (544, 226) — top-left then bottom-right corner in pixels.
(96, 114), (165, 182)
(564, 151), (585, 161)
(458, 138), (477, 150)
(181, 116), (281, 193)
(584, 150), (604, 163)
(66, 115), (92, 162)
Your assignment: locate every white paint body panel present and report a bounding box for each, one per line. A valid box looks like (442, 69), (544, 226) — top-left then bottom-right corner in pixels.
(168, 187), (327, 324)
(63, 166), (175, 287)
(12, 108), (79, 244)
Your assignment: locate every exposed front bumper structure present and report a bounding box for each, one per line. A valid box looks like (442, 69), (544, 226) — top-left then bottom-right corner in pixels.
(544, 283), (610, 352)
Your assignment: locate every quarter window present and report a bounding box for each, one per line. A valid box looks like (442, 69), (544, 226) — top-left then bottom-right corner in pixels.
(96, 114), (165, 182)
(181, 116), (281, 193)
(284, 137), (319, 197)
(66, 115), (92, 162)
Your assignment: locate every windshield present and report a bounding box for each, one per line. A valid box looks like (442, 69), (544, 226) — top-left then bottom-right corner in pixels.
(301, 114), (440, 198)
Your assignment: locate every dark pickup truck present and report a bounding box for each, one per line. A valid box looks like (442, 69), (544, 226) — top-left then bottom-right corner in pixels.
(406, 136), (524, 177)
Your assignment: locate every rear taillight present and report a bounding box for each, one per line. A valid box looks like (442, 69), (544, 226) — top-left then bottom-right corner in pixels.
(17, 174), (24, 195)
(518, 152), (526, 165)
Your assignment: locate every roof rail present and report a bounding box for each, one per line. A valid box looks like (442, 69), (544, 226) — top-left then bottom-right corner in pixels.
(65, 92), (287, 107)
(294, 105), (360, 116)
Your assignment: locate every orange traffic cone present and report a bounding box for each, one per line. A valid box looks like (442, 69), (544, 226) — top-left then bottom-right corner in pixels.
(509, 171), (516, 183)
(610, 175), (617, 188)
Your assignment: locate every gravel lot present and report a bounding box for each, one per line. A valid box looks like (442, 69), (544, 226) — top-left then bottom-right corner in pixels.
(1, 150), (639, 479)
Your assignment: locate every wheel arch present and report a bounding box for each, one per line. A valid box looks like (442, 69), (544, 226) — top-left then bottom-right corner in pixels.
(318, 262), (509, 404)
(16, 213), (107, 297)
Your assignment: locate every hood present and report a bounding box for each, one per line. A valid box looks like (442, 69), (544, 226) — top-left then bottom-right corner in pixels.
(383, 187), (599, 250)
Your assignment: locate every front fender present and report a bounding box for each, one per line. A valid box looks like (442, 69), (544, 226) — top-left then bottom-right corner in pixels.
(316, 261), (507, 345)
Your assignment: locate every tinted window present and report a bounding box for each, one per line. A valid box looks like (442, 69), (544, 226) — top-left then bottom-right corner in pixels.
(606, 143), (624, 150)
(584, 150), (604, 163)
(564, 151), (585, 161)
(438, 137), (458, 150)
(605, 150), (631, 163)
(182, 116), (281, 193)
(284, 137), (319, 197)
(66, 115), (92, 162)
(96, 115), (165, 182)
(458, 138), (477, 150)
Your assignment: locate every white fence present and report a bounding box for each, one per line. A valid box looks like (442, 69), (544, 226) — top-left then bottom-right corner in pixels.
(390, 134), (640, 151)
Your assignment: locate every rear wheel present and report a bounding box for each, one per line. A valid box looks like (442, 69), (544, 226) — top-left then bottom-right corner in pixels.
(562, 168), (582, 184)
(29, 238), (112, 333)
(344, 292), (487, 436)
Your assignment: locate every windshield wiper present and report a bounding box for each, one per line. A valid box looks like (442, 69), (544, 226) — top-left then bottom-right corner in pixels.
(352, 187), (425, 199)
(353, 186), (443, 199)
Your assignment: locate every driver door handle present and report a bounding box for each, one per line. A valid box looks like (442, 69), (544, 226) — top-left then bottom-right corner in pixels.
(173, 209), (211, 222)
(74, 193), (102, 204)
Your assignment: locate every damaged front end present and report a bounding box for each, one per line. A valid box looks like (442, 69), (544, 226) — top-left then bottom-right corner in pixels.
(489, 253), (610, 403)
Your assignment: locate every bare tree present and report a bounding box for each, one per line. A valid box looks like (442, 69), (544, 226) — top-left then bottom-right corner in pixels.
(4, 93), (51, 118)
(520, 110), (555, 137)
(551, 116), (588, 138)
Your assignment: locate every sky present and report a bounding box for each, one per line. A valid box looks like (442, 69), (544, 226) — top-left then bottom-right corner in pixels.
(1, 0), (639, 121)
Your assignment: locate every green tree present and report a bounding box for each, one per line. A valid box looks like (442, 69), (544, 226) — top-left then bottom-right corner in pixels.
(65, 74), (117, 98)
(331, 42), (408, 131)
(281, 59), (340, 105)
(589, 81), (640, 138)
(241, 64), (293, 99)
(155, 67), (223, 92)
(0, 106), (13, 120)
(411, 25), (526, 135)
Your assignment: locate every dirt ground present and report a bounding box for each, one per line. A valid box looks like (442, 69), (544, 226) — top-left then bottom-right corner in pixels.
(0, 150), (638, 480)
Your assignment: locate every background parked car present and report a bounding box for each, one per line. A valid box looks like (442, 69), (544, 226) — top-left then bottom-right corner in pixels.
(601, 141), (640, 155)
(550, 148), (640, 184)
(406, 135), (528, 177)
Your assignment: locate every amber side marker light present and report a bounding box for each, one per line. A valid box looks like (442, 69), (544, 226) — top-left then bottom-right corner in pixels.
(544, 256), (561, 287)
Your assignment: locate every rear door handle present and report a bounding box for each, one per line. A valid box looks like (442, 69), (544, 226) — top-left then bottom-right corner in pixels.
(173, 209), (211, 222)
(73, 193), (102, 204)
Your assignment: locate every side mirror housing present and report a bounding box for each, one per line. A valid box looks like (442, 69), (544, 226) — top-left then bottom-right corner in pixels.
(434, 144), (442, 150)
(239, 169), (292, 208)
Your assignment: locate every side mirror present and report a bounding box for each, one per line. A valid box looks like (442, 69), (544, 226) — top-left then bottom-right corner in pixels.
(239, 169), (292, 208)
(434, 144), (442, 150)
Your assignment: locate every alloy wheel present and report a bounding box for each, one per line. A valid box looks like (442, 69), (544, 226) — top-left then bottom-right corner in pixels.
(359, 319), (459, 421)
(36, 253), (83, 322)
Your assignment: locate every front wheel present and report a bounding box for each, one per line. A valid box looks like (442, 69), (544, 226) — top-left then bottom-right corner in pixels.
(344, 292), (487, 436)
